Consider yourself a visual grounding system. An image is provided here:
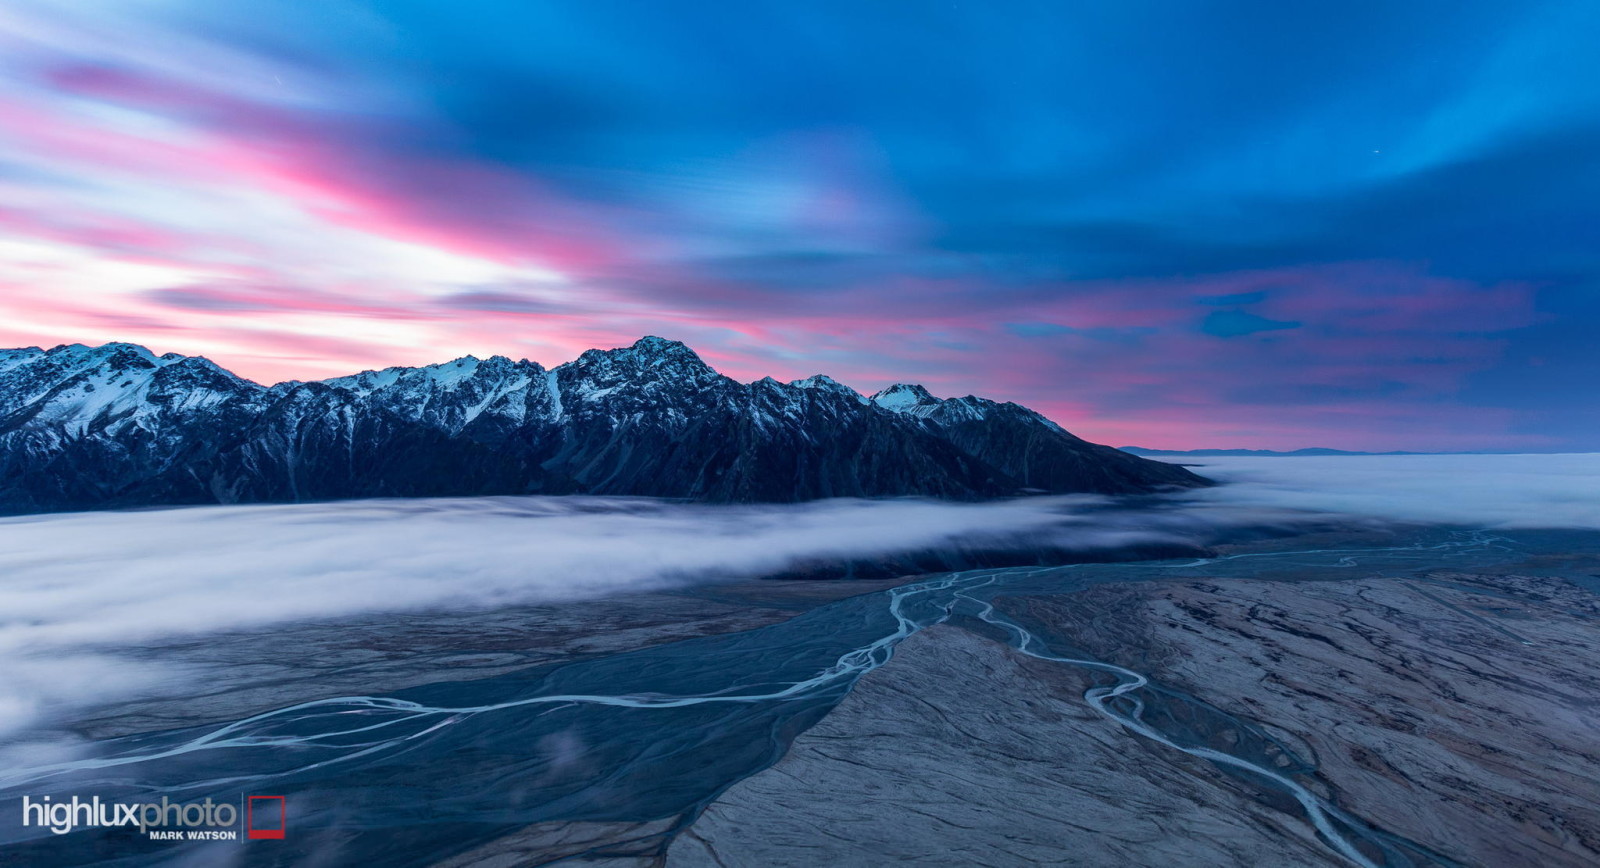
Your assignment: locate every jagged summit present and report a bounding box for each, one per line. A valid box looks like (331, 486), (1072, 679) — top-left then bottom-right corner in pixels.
(0, 336), (1209, 513)
(870, 383), (939, 411)
(632, 334), (693, 354)
(575, 335), (708, 369)
(791, 374), (867, 403)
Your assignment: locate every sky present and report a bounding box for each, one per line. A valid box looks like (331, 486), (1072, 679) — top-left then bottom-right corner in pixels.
(0, 1), (1595, 451)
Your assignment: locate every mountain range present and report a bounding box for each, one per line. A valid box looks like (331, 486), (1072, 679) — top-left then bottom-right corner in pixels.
(0, 336), (1207, 514)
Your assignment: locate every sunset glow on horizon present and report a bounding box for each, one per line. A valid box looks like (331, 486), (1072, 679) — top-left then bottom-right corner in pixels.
(2, 1), (1596, 451)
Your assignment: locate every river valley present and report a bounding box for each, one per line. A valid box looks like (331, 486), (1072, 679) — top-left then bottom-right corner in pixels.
(2, 517), (1597, 867)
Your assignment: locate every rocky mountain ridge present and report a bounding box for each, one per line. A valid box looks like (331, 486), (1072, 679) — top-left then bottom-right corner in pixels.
(0, 336), (1208, 513)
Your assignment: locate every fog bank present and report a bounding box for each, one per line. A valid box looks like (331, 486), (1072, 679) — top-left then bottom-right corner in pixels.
(0, 494), (1191, 739)
(2, 452), (1596, 743)
(1192, 453), (1600, 529)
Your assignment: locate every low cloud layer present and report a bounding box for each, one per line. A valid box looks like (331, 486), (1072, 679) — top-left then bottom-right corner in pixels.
(1193, 453), (1600, 529)
(1, 453), (1595, 746)
(0, 494), (1180, 740)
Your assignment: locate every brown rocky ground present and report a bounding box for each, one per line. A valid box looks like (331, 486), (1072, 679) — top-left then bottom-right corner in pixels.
(668, 625), (1336, 867)
(667, 568), (1600, 867)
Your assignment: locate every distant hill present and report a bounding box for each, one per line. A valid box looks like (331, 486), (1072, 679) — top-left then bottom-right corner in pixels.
(1119, 447), (1427, 457)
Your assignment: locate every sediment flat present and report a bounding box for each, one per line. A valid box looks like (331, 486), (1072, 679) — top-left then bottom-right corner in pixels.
(74, 577), (908, 741)
(671, 566), (1600, 867)
(668, 625), (1336, 867)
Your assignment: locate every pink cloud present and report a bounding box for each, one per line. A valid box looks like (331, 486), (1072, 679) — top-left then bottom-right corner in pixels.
(0, 48), (1551, 451)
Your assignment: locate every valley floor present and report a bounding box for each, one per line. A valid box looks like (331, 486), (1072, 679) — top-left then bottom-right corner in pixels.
(667, 568), (1600, 867)
(6, 527), (1599, 868)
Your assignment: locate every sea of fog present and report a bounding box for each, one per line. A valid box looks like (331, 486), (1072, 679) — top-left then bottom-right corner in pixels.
(1192, 453), (1600, 529)
(0, 452), (1595, 745)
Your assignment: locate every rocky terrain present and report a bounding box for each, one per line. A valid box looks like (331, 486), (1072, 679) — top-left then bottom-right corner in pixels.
(668, 563), (1600, 867)
(669, 625), (1339, 867)
(8, 524), (1595, 867)
(69, 576), (912, 742)
(0, 337), (1205, 514)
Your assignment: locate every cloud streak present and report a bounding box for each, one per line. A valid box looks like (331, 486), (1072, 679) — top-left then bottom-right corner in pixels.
(0, 2), (1593, 449)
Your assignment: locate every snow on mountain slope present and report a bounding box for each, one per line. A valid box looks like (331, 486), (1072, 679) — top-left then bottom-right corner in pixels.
(0, 343), (259, 435)
(323, 355), (549, 433)
(0, 337), (1209, 513)
(791, 374), (869, 404)
(870, 382), (939, 414)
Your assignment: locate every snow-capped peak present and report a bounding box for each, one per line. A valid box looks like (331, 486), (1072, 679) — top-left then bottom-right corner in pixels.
(568, 336), (712, 374)
(0, 334), (1207, 512)
(790, 374), (867, 403)
(48, 342), (162, 366)
(870, 383), (939, 412)
(632, 335), (685, 352)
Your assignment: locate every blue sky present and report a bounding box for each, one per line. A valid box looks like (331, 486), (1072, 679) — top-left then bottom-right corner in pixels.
(0, 0), (1595, 449)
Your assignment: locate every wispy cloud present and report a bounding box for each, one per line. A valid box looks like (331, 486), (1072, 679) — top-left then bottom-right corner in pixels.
(0, 2), (1592, 449)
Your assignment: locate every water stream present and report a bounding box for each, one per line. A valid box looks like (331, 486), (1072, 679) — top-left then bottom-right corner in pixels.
(0, 529), (1528, 865)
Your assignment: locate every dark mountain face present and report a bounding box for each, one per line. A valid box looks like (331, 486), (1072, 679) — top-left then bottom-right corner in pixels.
(0, 337), (1209, 514)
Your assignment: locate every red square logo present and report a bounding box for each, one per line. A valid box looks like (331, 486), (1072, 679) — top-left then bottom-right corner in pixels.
(247, 795), (286, 840)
